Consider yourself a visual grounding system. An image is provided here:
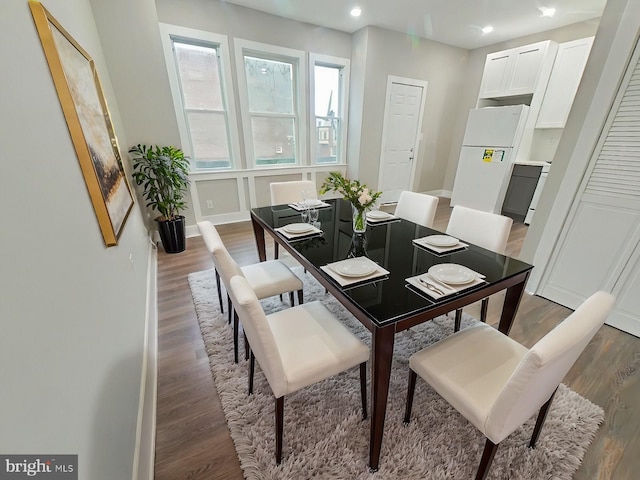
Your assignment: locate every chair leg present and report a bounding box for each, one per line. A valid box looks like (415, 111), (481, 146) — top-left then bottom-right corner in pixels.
(233, 310), (239, 364)
(289, 291), (294, 307)
(403, 369), (418, 424)
(476, 439), (499, 480)
(248, 351), (255, 395)
(297, 289), (304, 305)
(454, 309), (463, 332)
(227, 294), (232, 325)
(274, 242), (279, 260)
(529, 387), (558, 448)
(215, 269), (223, 313)
(275, 396), (284, 464)
(480, 297), (489, 323)
(244, 332), (249, 361)
(359, 362), (368, 420)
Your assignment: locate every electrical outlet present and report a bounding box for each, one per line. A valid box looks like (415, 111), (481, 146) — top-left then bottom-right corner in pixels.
(206, 200), (213, 209)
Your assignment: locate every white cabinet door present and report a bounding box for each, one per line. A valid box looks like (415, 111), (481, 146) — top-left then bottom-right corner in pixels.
(478, 51), (513, 98)
(537, 37), (594, 128)
(506, 42), (549, 96)
(479, 41), (553, 99)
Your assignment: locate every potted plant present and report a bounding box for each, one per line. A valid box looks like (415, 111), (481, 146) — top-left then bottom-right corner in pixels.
(129, 144), (190, 253)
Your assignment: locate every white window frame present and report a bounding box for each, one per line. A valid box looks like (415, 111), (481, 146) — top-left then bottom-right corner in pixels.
(159, 23), (241, 172)
(309, 53), (350, 166)
(234, 38), (307, 169)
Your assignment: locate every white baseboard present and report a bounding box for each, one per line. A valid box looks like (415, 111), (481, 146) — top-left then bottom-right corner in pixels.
(132, 245), (158, 480)
(186, 212), (252, 238)
(425, 189), (452, 198)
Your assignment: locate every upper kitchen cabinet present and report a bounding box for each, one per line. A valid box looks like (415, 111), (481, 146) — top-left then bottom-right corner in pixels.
(536, 37), (595, 128)
(478, 41), (558, 102)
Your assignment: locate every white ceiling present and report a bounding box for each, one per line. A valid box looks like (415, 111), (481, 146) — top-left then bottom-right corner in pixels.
(220, 0), (606, 49)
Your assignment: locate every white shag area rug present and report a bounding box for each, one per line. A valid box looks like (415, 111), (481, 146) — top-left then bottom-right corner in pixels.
(188, 268), (604, 480)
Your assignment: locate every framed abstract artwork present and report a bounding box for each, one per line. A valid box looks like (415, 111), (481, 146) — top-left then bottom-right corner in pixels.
(29, 1), (134, 246)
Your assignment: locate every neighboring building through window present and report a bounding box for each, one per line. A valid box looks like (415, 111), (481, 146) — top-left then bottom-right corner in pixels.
(159, 24), (239, 170)
(236, 40), (306, 168)
(310, 54), (350, 165)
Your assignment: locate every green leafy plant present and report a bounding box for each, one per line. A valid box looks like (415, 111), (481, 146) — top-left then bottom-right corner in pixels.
(319, 172), (382, 212)
(129, 144), (190, 221)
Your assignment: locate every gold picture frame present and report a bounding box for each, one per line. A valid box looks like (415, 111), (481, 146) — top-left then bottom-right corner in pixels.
(29, 1), (134, 247)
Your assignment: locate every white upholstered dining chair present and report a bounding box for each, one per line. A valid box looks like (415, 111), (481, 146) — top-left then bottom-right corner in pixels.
(445, 205), (513, 331)
(394, 191), (439, 228)
(269, 179), (317, 206)
(269, 180), (318, 260)
(198, 221), (303, 363)
(228, 274), (370, 464)
(403, 291), (615, 480)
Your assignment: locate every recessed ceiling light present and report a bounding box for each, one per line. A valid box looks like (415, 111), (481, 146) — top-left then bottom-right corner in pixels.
(540, 7), (556, 17)
(482, 26), (494, 34)
(350, 7), (362, 17)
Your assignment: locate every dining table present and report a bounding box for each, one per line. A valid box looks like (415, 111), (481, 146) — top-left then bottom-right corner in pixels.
(250, 198), (533, 471)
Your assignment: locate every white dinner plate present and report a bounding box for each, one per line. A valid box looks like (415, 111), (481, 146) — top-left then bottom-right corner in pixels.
(423, 235), (459, 247)
(367, 210), (391, 220)
(428, 264), (476, 285)
(283, 223), (315, 234)
(300, 199), (323, 207)
(333, 258), (377, 278)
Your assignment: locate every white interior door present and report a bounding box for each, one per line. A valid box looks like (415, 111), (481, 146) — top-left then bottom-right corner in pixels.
(378, 77), (426, 204)
(538, 41), (640, 337)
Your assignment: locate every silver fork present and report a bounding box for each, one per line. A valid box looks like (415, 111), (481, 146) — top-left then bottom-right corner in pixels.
(419, 278), (445, 296)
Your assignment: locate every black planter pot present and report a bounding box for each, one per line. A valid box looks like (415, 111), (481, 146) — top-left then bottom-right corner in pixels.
(157, 216), (186, 254)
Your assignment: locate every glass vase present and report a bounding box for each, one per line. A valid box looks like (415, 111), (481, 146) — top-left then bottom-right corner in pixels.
(352, 204), (367, 233)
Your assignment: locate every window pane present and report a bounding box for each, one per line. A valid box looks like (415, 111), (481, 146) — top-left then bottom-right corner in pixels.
(245, 56), (293, 114)
(314, 65), (341, 164)
(314, 65), (339, 117)
(251, 116), (296, 165)
(315, 117), (339, 164)
(174, 42), (223, 111)
(187, 112), (231, 169)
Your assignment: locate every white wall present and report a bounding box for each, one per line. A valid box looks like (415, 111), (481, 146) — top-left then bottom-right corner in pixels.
(0, 1), (151, 479)
(350, 26), (468, 192)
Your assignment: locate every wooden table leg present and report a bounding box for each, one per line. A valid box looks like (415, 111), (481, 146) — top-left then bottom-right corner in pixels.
(250, 214), (267, 262)
(498, 272), (530, 335)
(369, 324), (395, 471)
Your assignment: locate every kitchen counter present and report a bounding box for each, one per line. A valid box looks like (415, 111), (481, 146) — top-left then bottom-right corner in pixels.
(514, 160), (550, 167)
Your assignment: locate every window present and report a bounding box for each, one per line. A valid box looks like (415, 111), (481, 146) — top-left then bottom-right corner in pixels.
(310, 54), (350, 165)
(159, 24), (239, 170)
(236, 40), (306, 168)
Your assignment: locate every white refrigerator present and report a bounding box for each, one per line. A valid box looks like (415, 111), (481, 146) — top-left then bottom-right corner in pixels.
(450, 105), (530, 214)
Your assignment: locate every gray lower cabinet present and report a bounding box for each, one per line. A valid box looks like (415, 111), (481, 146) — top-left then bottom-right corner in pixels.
(501, 164), (543, 221)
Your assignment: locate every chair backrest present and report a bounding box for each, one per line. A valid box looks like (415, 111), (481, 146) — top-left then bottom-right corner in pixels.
(228, 275), (287, 397)
(485, 291), (615, 443)
(197, 221), (243, 289)
(446, 205), (513, 254)
(394, 191), (439, 228)
(270, 180), (317, 205)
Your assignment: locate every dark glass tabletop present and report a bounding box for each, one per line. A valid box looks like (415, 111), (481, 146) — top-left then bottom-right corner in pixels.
(251, 198), (533, 327)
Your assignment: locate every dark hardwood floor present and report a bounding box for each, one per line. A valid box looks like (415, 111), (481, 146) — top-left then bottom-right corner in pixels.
(155, 199), (639, 479)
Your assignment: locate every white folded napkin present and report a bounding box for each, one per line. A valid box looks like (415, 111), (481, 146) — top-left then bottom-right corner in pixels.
(288, 201), (331, 211)
(405, 271), (486, 300)
(413, 236), (469, 254)
(321, 257), (390, 288)
(275, 225), (323, 240)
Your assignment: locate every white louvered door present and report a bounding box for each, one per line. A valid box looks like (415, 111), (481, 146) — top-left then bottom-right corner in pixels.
(539, 39), (640, 337)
